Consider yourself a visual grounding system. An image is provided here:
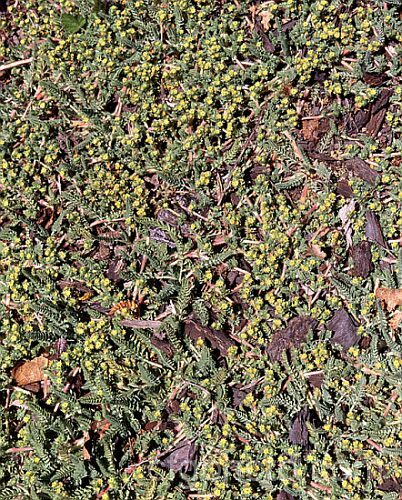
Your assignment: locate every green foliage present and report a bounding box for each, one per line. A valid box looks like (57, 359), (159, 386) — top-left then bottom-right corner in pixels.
(60, 13), (87, 34)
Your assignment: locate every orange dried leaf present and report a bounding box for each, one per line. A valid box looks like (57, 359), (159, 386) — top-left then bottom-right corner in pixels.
(305, 244), (327, 260)
(375, 287), (402, 312)
(302, 118), (320, 142)
(11, 355), (50, 387)
(390, 311), (402, 330)
(90, 418), (111, 439)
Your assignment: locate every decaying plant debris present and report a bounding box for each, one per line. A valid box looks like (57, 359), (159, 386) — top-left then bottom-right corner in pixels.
(1, 0), (402, 498)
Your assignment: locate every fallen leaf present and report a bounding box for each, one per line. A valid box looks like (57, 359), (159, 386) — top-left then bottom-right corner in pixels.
(276, 492), (295, 500)
(258, 3), (274, 31)
(305, 243), (327, 260)
(90, 418), (111, 439)
(184, 314), (236, 356)
(71, 432), (91, 460)
(366, 211), (386, 247)
(301, 118), (320, 142)
(375, 288), (402, 312)
(289, 408), (310, 446)
(390, 311), (402, 330)
(345, 158), (379, 185)
(11, 355), (50, 387)
(327, 309), (358, 351)
(266, 316), (318, 362)
(159, 439), (198, 473)
(350, 241), (373, 278)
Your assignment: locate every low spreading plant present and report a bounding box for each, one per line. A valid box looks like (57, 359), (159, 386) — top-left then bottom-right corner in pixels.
(0, 0), (402, 498)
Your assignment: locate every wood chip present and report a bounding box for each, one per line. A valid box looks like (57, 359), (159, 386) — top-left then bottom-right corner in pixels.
(344, 158), (379, 185)
(289, 408), (310, 446)
(327, 309), (358, 351)
(350, 241), (373, 278)
(121, 319), (162, 329)
(266, 316), (318, 362)
(159, 439), (198, 473)
(184, 315), (236, 356)
(366, 211), (386, 247)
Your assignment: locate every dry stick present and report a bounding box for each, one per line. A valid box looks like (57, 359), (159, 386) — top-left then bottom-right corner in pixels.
(220, 103), (268, 198)
(366, 438), (383, 452)
(310, 482), (332, 494)
(0, 57), (33, 72)
(120, 319), (162, 329)
(310, 264), (333, 307)
(6, 447), (34, 453)
(54, 366), (81, 413)
(384, 391), (398, 418)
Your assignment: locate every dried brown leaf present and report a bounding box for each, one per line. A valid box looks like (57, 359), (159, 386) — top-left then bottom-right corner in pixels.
(305, 244), (327, 260)
(375, 287), (402, 312)
(159, 439), (198, 473)
(301, 118), (320, 142)
(266, 316), (318, 362)
(90, 418), (111, 439)
(327, 309), (358, 350)
(350, 241), (373, 278)
(184, 315), (236, 356)
(366, 211), (386, 247)
(390, 311), (402, 330)
(11, 355), (50, 387)
(339, 199), (355, 249)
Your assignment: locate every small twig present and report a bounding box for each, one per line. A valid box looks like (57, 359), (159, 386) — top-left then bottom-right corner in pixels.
(310, 482), (331, 494)
(384, 391), (398, 418)
(301, 115), (324, 120)
(366, 438), (383, 452)
(6, 447), (34, 453)
(120, 319), (162, 329)
(0, 57), (33, 72)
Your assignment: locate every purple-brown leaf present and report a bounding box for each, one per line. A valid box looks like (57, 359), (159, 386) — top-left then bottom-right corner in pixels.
(266, 316), (318, 362)
(327, 308), (358, 351)
(345, 158), (379, 185)
(366, 211), (386, 247)
(159, 439), (198, 473)
(289, 408), (310, 446)
(184, 315), (236, 356)
(351, 241), (373, 278)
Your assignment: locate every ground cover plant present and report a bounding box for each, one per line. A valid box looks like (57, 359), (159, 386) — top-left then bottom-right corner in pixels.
(1, 0), (402, 498)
